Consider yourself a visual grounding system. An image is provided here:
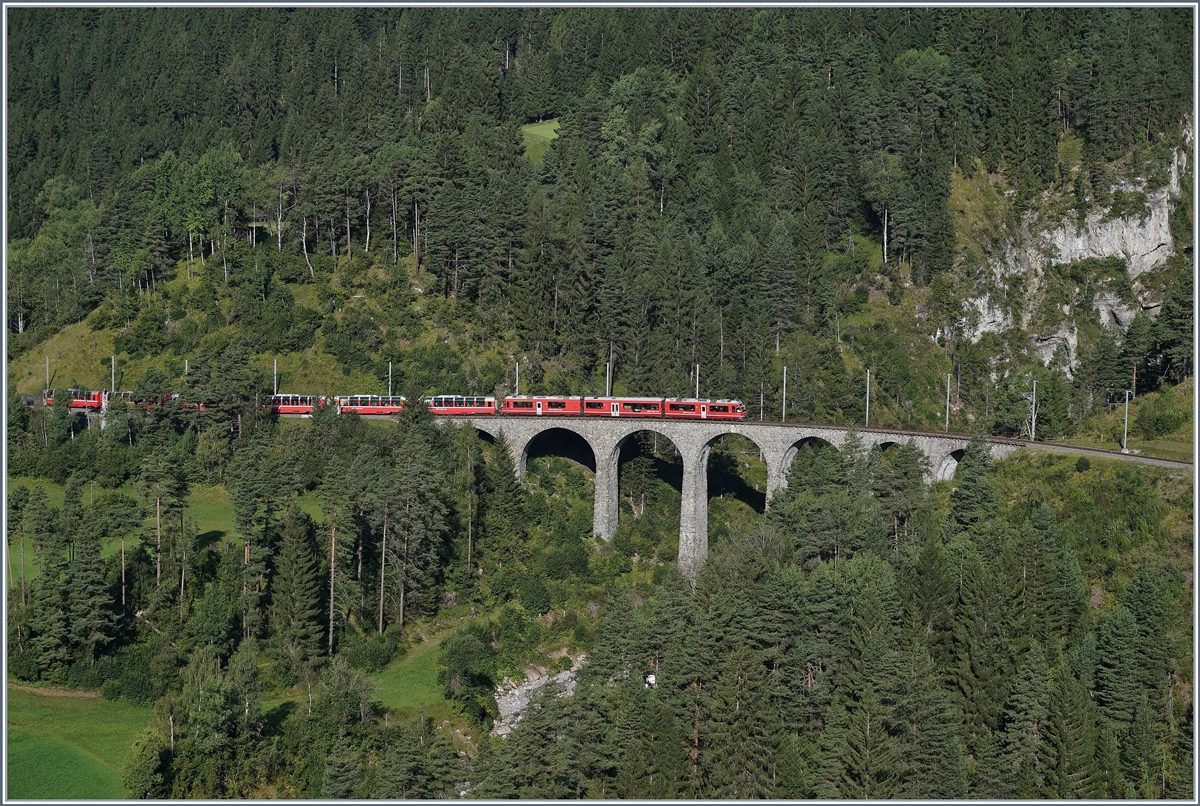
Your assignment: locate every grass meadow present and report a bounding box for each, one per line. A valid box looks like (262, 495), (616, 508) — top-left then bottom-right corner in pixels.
(520, 118), (560, 164)
(6, 687), (153, 799)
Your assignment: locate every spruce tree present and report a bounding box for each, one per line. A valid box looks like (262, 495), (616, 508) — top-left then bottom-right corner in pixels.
(835, 684), (897, 798)
(704, 645), (780, 798)
(67, 528), (117, 666)
(996, 641), (1053, 797)
(374, 726), (431, 799)
(948, 431), (999, 535)
(1095, 605), (1143, 727)
(269, 504), (322, 674)
(321, 733), (361, 799)
(1046, 663), (1103, 799)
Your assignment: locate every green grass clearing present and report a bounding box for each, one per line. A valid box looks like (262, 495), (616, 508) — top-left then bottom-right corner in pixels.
(186, 483), (236, 544)
(372, 634), (450, 717)
(7, 686), (154, 799)
(520, 118), (560, 164)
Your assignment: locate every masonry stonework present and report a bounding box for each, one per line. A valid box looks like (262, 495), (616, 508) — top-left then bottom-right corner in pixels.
(443, 417), (1019, 579)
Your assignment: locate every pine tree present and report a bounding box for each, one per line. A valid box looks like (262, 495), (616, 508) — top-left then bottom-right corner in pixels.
(269, 503), (322, 674)
(891, 642), (968, 798)
(1045, 660), (1103, 798)
(1095, 604), (1142, 727)
(836, 684), (898, 798)
(374, 726), (431, 799)
(322, 733), (361, 799)
(996, 641), (1053, 797)
(704, 645), (780, 798)
(948, 431), (999, 535)
(67, 527), (118, 666)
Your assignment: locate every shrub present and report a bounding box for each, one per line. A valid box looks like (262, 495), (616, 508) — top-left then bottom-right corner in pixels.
(1075, 456), (1091, 473)
(10, 651), (39, 682)
(345, 634), (396, 674)
(519, 576), (551, 615)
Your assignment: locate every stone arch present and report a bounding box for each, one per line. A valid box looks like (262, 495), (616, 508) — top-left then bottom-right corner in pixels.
(610, 428), (686, 495)
(779, 435), (840, 483)
(524, 426), (597, 473)
(703, 431), (769, 514)
(934, 449), (966, 482)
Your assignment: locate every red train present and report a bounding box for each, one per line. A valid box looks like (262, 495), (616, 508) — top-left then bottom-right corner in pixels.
(50, 389), (748, 422)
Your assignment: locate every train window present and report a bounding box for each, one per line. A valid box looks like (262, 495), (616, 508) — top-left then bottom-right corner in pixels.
(512, 400), (533, 408)
(585, 401), (603, 409)
(712, 405), (729, 412)
(548, 401), (566, 409)
(669, 403), (695, 412)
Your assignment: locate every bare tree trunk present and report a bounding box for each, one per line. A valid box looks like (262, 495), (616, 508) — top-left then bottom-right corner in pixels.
(120, 538), (125, 611)
(391, 187), (398, 264)
(400, 500), (410, 626)
(243, 539), (250, 638)
(345, 201), (352, 259)
(378, 503), (387, 635)
(328, 523), (337, 655)
(156, 497), (161, 586)
(301, 216), (315, 278)
(180, 539), (186, 618)
(364, 189), (372, 253)
(413, 201), (420, 282)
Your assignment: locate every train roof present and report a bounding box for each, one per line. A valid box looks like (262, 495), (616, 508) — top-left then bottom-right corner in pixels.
(503, 394), (581, 400)
(662, 397), (745, 404)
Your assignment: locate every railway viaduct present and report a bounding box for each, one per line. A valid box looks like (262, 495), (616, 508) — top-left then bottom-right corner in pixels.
(436, 416), (1021, 580)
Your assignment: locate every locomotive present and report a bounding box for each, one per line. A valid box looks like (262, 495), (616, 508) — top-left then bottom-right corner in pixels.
(44, 389), (748, 421)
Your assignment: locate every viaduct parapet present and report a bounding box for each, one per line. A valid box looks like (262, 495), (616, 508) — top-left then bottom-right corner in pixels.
(437, 416), (1019, 580)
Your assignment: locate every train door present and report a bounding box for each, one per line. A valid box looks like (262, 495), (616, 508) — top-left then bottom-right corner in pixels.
(701, 404), (707, 419)
(611, 402), (619, 417)
(536, 400), (543, 415)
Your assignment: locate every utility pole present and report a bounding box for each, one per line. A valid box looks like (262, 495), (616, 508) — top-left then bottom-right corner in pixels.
(515, 361), (519, 396)
(782, 366), (787, 422)
(273, 359), (277, 396)
(945, 373), (951, 432)
(606, 362), (611, 397)
(695, 363), (699, 399)
(865, 369), (871, 427)
(45, 356), (49, 393)
(111, 356), (116, 394)
(388, 362), (392, 396)
(1122, 390), (1131, 453)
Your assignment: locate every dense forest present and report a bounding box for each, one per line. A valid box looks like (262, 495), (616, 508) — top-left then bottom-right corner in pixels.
(5, 6), (1194, 800)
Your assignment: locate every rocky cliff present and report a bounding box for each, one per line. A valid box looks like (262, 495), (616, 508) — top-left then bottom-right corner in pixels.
(960, 141), (1191, 373)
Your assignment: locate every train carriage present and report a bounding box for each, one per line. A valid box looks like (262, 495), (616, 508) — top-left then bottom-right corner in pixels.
(268, 394), (326, 416)
(662, 398), (747, 421)
(581, 397), (666, 418)
(335, 395), (406, 415)
(423, 395), (497, 415)
(500, 395), (584, 416)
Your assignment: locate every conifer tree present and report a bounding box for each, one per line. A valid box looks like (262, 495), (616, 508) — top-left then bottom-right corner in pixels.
(1095, 604), (1142, 727)
(704, 644), (780, 798)
(1046, 661), (1103, 798)
(374, 726), (431, 799)
(996, 641), (1053, 797)
(891, 642), (968, 798)
(948, 431), (999, 535)
(834, 684), (897, 798)
(68, 526), (118, 666)
(322, 733), (362, 799)
(269, 503), (322, 676)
